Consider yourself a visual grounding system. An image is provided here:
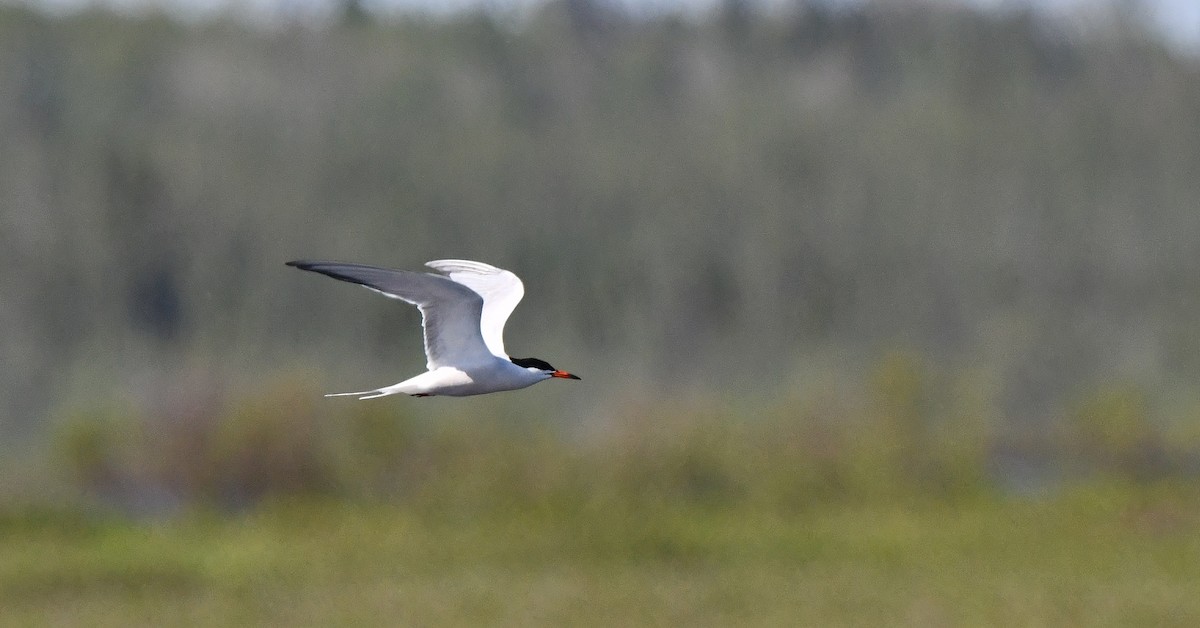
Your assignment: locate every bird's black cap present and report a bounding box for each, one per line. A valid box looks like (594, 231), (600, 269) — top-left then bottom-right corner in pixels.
(511, 357), (580, 380)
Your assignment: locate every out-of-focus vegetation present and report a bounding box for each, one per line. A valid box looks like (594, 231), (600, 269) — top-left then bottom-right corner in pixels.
(38, 355), (1198, 514)
(3, 485), (1200, 625)
(0, 378), (1195, 624)
(3, 0), (1200, 440)
(0, 363), (1184, 624)
(4, 0), (1200, 623)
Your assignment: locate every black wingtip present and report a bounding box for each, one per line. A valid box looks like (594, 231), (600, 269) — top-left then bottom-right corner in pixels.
(287, 260), (329, 273)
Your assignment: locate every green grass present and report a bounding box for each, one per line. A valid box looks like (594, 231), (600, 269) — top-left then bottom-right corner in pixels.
(2, 484), (1198, 626)
(20, 371), (1200, 625)
(20, 372), (1200, 625)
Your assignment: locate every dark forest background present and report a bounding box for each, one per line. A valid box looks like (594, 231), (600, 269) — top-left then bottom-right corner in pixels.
(5, 1), (1200, 441)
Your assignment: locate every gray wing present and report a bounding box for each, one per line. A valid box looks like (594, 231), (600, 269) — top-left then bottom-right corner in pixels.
(425, 259), (524, 359)
(287, 261), (492, 370)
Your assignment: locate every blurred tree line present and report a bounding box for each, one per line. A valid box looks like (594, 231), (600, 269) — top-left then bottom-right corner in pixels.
(2, 0), (1200, 455)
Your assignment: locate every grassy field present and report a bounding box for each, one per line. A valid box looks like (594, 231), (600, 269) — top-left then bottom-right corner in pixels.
(9, 377), (1198, 626)
(2, 483), (1198, 626)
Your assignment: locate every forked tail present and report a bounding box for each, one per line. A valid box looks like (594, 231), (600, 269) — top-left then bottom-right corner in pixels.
(325, 390), (379, 400)
(323, 382), (418, 400)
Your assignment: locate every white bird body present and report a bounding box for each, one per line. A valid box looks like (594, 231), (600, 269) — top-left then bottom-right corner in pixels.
(345, 364), (544, 399)
(287, 258), (579, 398)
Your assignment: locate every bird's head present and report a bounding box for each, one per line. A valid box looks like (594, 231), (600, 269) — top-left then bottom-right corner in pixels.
(510, 357), (581, 381)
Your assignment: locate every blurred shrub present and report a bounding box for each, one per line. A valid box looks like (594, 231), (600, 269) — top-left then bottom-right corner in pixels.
(336, 401), (421, 500)
(54, 403), (144, 499)
(206, 379), (338, 507)
(867, 350), (992, 498)
(46, 361), (1200, 519)
(52, 378), (339, 514)
(1068, 384), (1170, 481)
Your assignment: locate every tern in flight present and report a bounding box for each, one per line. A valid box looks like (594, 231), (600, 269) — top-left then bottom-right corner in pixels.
(287, 259), (580, 398)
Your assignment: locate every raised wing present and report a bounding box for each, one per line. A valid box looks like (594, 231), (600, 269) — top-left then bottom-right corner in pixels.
(287, 261), (492, 370)
(425, 259), (524, 359)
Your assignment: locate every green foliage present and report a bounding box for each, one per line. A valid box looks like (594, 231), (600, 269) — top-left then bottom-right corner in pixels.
(2, 486), (1200, 625)
(1068, 384), (1172, 481)
(207, 380), (339, 504)
(7, 4), (1200, 622)
(50, 380), (340, 512)
(54, 403), (144, 494)
(3, 2), (1200, 442)
(43, 355), (1192, 519)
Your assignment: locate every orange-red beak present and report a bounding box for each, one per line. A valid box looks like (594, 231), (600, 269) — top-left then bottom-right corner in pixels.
(551, 370), (581, 380)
